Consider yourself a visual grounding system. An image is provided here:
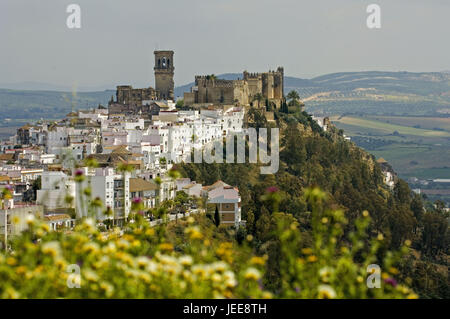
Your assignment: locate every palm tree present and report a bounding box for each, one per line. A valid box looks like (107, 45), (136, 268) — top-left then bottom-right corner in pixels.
(287, 90), (300, 106)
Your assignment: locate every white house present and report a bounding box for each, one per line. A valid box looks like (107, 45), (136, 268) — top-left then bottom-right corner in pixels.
(203, 180), (242, 228)
(36, 171), (75, 210)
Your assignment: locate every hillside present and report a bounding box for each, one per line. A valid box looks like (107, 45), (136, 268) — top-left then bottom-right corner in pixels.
(178, 108), (449, 298)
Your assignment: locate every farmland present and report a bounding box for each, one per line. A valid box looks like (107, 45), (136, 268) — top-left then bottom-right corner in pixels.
(331, 115), (450, 183)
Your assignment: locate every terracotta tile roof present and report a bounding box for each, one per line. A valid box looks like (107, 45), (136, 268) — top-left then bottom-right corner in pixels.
(0, 153), (14, 161)
(111, 145), (130, 154)
(202, 180), (230, 191)
(129, 178), (158, 192)
(183, 183), (198, 190)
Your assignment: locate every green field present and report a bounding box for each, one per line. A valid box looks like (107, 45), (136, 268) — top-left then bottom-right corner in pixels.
(365, 116), (450, 132)
(331, 116), (450, 138)
(331, 115), (450, 182)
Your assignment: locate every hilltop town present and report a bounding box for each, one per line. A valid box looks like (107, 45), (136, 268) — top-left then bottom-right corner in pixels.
(0, 50), (290, 236)
(0, 50), (393, 238)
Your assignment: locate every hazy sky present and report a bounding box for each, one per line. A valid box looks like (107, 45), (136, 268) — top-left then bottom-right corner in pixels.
(0, 0), (449, 89)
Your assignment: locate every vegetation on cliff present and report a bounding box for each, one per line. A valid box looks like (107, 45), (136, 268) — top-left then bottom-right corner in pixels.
(179, 108), (449, 298)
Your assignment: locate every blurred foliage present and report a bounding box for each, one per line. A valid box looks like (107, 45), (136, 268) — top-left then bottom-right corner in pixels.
(0, 185), (416, 299)
(179, 109), (448, 298)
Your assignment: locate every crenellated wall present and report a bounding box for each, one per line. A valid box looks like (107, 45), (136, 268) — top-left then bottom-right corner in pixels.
(185, 67), (284, 107)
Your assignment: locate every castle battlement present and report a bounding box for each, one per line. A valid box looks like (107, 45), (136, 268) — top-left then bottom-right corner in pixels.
(185, 67), (285, 108)
(195, 76), (234, 88)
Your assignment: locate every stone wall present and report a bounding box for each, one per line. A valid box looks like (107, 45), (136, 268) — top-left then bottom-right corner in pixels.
(116, 86), (157, 106)
(184, 67), (284, 108)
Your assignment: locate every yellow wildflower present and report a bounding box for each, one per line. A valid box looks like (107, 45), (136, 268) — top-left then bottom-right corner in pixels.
(159, 243), (174, 252)
(6, 257), (17, 266)
(41, 241), (61, 257)
(318, 285), (336, 299)
(179, 255), (193, 267)
(185, 226), (203, 240)
(262, 291), (273, 299)
(250, 256), (266, 266)
(244, 267), (261, 281)
(15, 266), (27, 275)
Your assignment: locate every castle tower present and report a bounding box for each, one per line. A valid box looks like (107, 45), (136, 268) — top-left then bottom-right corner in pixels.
(274, 67), (284, 100)
(154, 50), (175, 100)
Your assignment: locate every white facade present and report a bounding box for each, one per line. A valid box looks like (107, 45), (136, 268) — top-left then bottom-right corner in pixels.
(37, 171), (76, 210)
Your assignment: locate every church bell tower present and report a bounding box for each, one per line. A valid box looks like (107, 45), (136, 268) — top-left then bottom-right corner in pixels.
(154, 50), (175, 101)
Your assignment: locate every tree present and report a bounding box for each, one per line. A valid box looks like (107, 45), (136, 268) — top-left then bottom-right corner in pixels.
(394, 180), (411, 204)
(32, 176), (41, 200)
(214, 205), (221, 227)
(281, 100), (289, 113)
(236, 227), (247, 245)
(410, 194), (424, 224)
(175, 99), (184, 108)
(255, 206), (272, 242)
(421, 211), (448, 256)
(287, 90), (300, 106)
(159, 157), (167, 170)
(154, 176), (162, 206)
(174, 191), (189, 207)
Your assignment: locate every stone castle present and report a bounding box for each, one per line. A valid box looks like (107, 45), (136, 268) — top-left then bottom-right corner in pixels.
(184, 67), (285, 108)
(111, 50), (285, 112)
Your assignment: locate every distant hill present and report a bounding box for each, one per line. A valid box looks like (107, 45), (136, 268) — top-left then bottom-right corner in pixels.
(288, 71), (450, 116)
(1, 71), (449, 127)
(0, 82), (116, 92)
(176, 71), (450, 116)
(0, 88), (114, 122)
